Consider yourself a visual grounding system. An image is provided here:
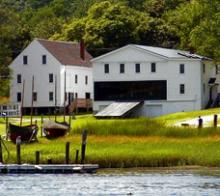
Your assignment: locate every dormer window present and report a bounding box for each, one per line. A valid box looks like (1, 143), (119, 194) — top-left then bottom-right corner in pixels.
(23, 55), (28, 65)
(42, 55), (47, 64)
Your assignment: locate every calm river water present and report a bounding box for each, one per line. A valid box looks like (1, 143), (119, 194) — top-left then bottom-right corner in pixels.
(0, 170), (220, 195)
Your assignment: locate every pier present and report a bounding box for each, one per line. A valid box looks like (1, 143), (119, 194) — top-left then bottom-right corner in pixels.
(0, 164), (99, 174)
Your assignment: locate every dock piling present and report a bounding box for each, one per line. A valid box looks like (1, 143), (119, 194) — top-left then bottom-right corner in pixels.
(35, 151), (40, 165)
(81, 130), (87, 164)
(65, 142), (70, 164)
(214, 114), (218, 128)
(75, 149), (79, 164)
(16, 142), (21, 165)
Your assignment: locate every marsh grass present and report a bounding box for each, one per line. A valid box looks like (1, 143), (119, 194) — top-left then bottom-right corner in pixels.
(71, 117), (220, 138)
(1, 112), (220, 168)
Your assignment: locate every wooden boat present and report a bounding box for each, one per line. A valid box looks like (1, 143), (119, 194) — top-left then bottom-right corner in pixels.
(43, 120), (69, 139)
(8, 123), (38, 143)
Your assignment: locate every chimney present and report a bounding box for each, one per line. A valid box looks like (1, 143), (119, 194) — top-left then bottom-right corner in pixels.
(80, 40), (85, 60)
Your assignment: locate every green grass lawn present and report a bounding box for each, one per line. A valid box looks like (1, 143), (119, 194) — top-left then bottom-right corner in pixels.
(1, 108), (220, 168)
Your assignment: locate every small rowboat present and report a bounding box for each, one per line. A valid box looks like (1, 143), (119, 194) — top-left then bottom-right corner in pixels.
(8, 123), (38, 143)
(43, 120), (69, 139)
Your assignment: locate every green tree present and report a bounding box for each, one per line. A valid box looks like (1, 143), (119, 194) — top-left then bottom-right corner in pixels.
(63, 1), (151, 52)
(167, 0), (220, 61)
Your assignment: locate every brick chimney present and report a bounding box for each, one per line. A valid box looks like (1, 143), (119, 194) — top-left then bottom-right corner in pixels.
(80, 40), (85, 60)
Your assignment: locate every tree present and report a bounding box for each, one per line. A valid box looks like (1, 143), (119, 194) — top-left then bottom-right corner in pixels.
(0, 8), (19, 96)
(166, 0), (220, 61)
(62, 1), (151, 54)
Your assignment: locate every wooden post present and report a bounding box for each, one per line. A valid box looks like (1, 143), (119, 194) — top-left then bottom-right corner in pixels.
(0, 136), (3, 163)
(41, 115), (43, 137)
(5, 117), (9, 140)
(198, 116), (203, 129)
(65, 142), (70, 164)
(75, 149), (79, 164)
(16, 142), (21, 165)
(81, 130), (87, 164)
(35, 151), (40, 165)
(214, 114), (218, 128)
(47, 159), (52, 164)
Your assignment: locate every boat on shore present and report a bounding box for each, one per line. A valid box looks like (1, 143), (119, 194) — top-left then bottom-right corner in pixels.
(43, 120), (69, 139)
(8, 123), (38, 143)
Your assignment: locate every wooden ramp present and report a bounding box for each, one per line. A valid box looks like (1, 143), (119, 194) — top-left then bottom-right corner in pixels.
(0, 164), (99, 174)
(95, 101), (143, 118)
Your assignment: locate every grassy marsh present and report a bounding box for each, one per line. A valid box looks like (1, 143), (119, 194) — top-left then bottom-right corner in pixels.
(0, 108), (220, 168)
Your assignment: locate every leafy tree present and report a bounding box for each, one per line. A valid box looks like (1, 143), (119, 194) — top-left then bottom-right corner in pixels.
(0, 8), (19, 96)
(167, 0), (220, 61)
(63, 1), (151, 53)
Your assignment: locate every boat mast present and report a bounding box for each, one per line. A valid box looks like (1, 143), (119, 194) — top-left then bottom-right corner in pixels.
(20, 79), (25, 126)
(30, 75), (34, 125)
(63, 69), (66, 122)
(55, 75), (57, 121)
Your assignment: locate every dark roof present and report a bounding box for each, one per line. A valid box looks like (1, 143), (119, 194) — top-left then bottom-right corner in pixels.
(37, 39), (92, 67)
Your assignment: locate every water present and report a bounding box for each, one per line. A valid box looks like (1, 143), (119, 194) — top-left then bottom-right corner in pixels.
(0, 170), (220, 195)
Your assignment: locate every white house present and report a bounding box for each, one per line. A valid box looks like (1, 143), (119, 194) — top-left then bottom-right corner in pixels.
(92, 45), (218, 117)
(10, 38), (93, 114)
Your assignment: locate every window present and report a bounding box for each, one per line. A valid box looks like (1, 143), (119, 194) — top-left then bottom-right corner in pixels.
(203, 63), (205, 73)
(17, 74), (21, 83)
(75, 75), (78, 84)
(33, 92), (37, 101)
(180, 84), (185, 94)
(49, 73), (53, 83)
(85, 75), (88, 85)
(135, 63), (140, 73)
(86, 92), (90, 99)
(17, 92), (21, 102)
(120, 63), (125, 73)
(75, 93), (78, 99)
(180, 64), (185, 74)
(104, 64), (109, 74)
(151, 63), (156, 72)
(49, 92), (53, 101)
(23, 55), (28, 65)
(42, 55), (47, 64)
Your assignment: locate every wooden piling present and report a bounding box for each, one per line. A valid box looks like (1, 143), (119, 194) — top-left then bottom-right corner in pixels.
(35, 151), (40, 165)
(65, 142), (70, 164)
(16, 143), (21, 165)
(214, 114), (218, 128)
(47, 159), (52, 164)
(81, 130), (87, 164)
(198, 116), (203, 129)
(75, 149), (79, 164)
(0, 136), (3, 163)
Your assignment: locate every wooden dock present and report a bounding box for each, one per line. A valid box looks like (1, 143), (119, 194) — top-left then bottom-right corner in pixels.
(0, 164), (99, 174)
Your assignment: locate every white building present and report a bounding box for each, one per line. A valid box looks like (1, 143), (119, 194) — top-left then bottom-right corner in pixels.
(92, 45), (218, 117)
(10, 39), (93, 114)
